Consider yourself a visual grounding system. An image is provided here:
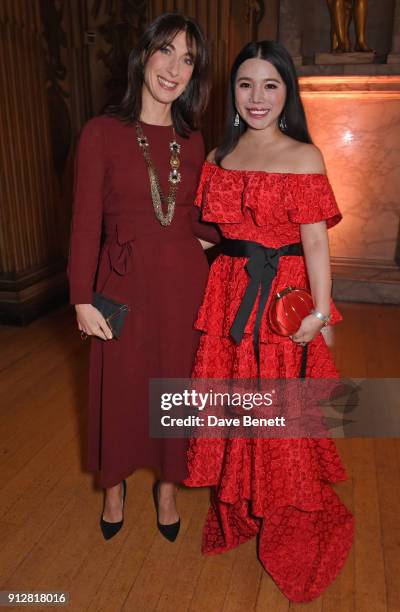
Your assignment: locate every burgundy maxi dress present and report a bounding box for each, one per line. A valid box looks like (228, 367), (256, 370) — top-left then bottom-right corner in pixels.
(67, 116), (219, 488)
(184, 161), (355, 603)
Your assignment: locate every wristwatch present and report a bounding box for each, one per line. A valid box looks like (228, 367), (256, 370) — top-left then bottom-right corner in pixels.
(311, 309), (331, 326)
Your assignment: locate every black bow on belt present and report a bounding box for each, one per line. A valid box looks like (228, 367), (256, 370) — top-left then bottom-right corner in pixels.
(220, 239), (307, 378)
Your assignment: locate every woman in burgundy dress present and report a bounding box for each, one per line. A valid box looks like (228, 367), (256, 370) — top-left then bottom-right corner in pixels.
(67, 14), (219, 541)
(184, 41), (354, 602)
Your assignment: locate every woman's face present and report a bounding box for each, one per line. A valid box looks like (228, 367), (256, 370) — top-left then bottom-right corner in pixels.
(143, 30), (195, 105)
(234, 58), (287, 131)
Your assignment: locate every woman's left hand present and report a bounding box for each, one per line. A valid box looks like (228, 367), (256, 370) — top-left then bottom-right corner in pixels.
(290, 314), (325, 346)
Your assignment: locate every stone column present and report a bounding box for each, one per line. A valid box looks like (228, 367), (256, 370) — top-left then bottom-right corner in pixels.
(388, 0), (400, 63)
(279, 0), (303, 65)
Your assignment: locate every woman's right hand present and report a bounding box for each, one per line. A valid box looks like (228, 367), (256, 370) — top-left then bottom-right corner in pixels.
(75, 304), (113, 340)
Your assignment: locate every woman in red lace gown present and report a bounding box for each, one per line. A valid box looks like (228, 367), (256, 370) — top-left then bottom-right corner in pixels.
(184, 41), (354, 602)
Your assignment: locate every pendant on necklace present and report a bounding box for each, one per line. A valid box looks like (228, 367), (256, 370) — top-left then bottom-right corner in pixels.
(137, 135), (148, 148)
(135, 120), (181, 226)
(169, 168), (181, 184)
(169, 139), (181, 184)
(170, 140), (181, 154)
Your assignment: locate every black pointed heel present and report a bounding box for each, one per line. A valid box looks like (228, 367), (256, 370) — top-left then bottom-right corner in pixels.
(152, 480), (180, 542)
(100, 479), (126, 541)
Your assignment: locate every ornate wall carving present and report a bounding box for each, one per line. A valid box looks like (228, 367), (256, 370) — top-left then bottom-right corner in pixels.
(0, 1), (64, 323)
(40, 0), (71, 187)
(85, 0), (148, 114)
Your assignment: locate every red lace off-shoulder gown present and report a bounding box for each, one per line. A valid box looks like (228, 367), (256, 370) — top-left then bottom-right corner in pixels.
(184, 161), (354, 603)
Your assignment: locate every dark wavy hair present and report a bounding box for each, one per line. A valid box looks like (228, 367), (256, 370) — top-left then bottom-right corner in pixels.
(105, 13), (209, 137)
(215, 40), (312, 165)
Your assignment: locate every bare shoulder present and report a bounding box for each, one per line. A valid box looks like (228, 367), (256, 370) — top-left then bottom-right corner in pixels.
(293, 142), (326, 174)
(206, 148), (217, 163)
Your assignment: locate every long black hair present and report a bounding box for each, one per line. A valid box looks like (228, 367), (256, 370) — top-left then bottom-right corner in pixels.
(105, 13), (209, 137)
(215, 40), (312, 165)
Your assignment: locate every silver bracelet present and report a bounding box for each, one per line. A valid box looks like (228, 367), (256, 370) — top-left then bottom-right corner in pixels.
(311, 309), (331, 326)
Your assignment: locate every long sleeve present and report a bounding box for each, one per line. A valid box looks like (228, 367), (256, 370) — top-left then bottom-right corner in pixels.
(190, 205), (221, 243)
(189, 131), (221, 244)
(67, 118), (106, 304)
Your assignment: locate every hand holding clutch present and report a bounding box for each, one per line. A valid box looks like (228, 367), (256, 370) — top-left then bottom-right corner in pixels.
(75, 303), (113, 340)
(92, 292), (131, 339)
(268, 287), (314, 336)
(76, 295), (131, 341)
(268, 286), (331, 346)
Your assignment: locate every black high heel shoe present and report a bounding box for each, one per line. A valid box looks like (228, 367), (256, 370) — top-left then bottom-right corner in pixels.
(100, 479), (126, 541)
(152, 480), (180, 542)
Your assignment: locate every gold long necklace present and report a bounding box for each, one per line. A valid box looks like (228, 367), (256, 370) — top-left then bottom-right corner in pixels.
(135, 121), (181, 226)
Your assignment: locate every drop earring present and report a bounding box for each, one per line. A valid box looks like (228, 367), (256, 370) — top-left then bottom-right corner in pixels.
(234, 113), (240, 127)
(279, 113), (287, 131)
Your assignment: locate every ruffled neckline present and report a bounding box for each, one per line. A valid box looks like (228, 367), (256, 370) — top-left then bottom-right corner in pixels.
(195, 160), (341, 230)
(204, 159), (326, 178)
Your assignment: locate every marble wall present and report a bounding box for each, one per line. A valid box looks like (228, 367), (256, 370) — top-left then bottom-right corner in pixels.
(300, 76), (400, 302)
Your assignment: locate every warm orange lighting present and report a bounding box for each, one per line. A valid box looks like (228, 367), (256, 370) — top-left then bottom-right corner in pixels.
(299, 75), (400, 265)
(342, 130), (354, 144)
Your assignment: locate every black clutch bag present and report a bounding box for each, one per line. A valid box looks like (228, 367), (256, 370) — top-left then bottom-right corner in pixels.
(92, 292), (131, 339)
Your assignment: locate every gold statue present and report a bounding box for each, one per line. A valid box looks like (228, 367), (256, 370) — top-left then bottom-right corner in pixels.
(328, 0), (372, 52)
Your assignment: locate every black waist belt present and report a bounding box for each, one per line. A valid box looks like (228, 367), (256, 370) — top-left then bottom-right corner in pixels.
(220, 238), (307, 378)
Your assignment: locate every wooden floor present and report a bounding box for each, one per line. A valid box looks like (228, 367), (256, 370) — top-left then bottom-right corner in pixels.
(0, 302), (399, 612)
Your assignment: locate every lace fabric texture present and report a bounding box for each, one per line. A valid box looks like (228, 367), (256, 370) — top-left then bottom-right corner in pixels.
(184, 162), (354, 603)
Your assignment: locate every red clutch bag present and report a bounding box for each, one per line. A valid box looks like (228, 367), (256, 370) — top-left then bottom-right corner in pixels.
(268, 287), (314, 336)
